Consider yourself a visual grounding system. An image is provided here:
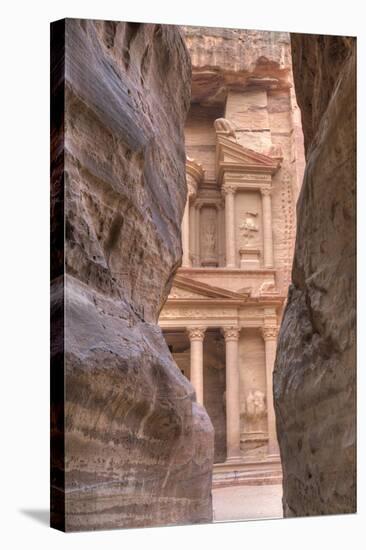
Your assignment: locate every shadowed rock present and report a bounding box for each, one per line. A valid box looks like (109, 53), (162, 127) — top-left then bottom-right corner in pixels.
(51, 18), (214, 532)
(273, 34), (356, 517)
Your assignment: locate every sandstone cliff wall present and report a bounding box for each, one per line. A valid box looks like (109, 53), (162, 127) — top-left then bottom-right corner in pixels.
(273, 34), (356, 516)
(51, 18), (214, 531)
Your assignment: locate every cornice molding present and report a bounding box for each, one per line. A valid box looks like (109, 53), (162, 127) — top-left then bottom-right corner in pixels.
(171, 274), (250, 302)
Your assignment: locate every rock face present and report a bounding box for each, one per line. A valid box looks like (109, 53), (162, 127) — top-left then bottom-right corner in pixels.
(51, 18), (214, 532)
(273, 35), (356, 516)
(183, 27), (293, 104)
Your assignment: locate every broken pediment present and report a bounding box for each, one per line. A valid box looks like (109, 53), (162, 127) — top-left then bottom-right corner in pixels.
(215, 134), (281, 184)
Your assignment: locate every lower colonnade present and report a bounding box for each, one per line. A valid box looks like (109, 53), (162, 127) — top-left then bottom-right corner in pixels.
(163, 321), (280, 466)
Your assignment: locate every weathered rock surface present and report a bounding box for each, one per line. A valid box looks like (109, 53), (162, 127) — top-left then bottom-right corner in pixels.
(183, 27), (293, 104)
(273, 34), (356, 516)
(51, 18), (214, 531)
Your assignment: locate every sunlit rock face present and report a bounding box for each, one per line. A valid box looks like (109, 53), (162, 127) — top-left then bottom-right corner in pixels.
(51, 18), (214, 532)
(273, 34), (356, 517)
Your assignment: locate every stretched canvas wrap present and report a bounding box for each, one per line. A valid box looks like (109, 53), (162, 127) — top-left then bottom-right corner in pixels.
(50, 18), (356, 531)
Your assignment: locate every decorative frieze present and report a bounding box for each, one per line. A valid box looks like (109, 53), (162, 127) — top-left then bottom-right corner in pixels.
(160, 308), (237, 320)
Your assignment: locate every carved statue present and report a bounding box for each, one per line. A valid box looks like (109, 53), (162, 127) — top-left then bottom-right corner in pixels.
(203, 222), (216, 255)
(244, 390), (267, 431)
(265, 143), (283, 159)
(259, 281), (276, 294)
(239, 211), (259, 246)
(214, 118), (237, 141)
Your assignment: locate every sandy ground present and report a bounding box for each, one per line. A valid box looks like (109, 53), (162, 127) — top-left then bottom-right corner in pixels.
(212, 484), (283, 522)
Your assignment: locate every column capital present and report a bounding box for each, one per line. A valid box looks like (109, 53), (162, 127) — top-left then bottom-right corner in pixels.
(222, 326), (241, 341)
(260, 186), (273, 197)
(261, 326), (279, 340)
(187, 327), (206, 341)
(221, 184), (236, 197)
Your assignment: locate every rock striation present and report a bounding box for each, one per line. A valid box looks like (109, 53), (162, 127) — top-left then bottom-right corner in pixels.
(273, 34), (356, 516)
(51, 18), (214, 532)
(183, 27), (293, 105)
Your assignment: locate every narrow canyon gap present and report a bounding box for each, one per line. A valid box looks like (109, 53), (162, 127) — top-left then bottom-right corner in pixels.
(273, 35), (356, 516)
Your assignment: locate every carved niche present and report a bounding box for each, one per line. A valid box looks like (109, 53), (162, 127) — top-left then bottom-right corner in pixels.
(238, 210), (261, 269)
(239, 211), (259, 247)
(239, 389), (268, 457)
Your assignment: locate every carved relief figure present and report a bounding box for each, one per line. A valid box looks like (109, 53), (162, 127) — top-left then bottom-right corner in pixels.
(239, 211), (259, 247)
(203, 222), (217, 255)
(259, 281), (276, 294)
(244, 390), (267, 432)
(214, 118), (237, 141)
(200, 207), (218, 266)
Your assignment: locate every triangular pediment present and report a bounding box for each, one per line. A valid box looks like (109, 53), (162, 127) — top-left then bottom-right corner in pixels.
(167, 275), (250, 303)
(216, 135), (280, 181)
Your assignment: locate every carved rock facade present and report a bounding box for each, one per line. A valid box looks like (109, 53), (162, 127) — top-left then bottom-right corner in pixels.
(160, 28), (305, 485)
(51, 19), (214, 531)
(274, 35), (356, 516)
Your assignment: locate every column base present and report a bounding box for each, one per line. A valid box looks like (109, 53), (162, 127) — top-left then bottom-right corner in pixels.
(225, 455), (243, 465)
(266, 450), (281, 460)
(239, 247), (261, 270)
(266, 452), (281, 460)
(201, 259), (219, 267)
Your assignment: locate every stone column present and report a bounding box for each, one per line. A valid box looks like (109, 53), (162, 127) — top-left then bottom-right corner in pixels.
(219, 201), (225, 266)
(182, 200), (190, 267)
(223, 326), (241, 461)
(261, 187), (274, 268)
(222, 185), (237, 268)
(195, 204), (201, 267)
(261, 326), (280, 456)
(189, 203), (195, 264)
(187, 327), (206, 405)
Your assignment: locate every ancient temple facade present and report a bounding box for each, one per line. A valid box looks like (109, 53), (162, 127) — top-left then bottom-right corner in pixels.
(159, 28), (305, 486)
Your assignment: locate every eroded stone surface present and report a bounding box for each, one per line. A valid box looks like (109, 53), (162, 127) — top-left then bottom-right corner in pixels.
(273, 35), (356, 516)
(183, 27), (292, 105)
(51, 18), (214, 531)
